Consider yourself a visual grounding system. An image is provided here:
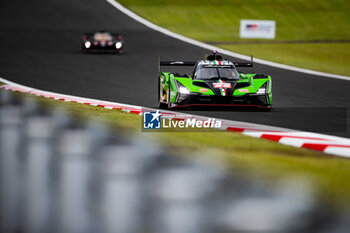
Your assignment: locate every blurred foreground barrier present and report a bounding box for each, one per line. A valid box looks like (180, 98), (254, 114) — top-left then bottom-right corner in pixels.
(0, 89), (349, 233)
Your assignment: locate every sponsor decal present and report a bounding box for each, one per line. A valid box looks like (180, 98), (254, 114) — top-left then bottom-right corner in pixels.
(239, 89), (249, 93)
(213, 83), (231, 88)
(200, 89), (208, 92)
(215, 80), (230, 96)
(143, 110), (161, 129)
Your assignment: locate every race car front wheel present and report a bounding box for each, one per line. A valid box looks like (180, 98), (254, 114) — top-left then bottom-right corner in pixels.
(81, 46), (88, 54)
(158, 78), (167, 109)
(252, 94), (272, 111)
(167, 85), (173, 109)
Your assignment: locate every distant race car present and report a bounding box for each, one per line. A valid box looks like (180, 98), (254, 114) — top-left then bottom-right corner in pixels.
(158, 51), (272, 110)
(81, 31), (124, 54)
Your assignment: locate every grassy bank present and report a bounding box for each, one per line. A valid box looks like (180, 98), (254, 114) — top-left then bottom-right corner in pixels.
(221, 43), (350, 76)
(30, 94), (350, 208)
(117, 0), (350, 76)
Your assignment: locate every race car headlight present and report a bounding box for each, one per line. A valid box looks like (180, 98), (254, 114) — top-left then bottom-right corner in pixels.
(179, 86), (190, 94)
(256, 82), (268, 94)
(115, 42), (122, 49)
(84, 41), (91, 48)
(176, 81), (191, 94)
(256, 88), (266, 94)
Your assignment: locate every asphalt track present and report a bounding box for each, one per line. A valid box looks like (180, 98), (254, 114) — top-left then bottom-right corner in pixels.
(1, 0), (350, 137)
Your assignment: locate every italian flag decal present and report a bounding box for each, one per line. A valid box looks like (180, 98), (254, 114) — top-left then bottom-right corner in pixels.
(212, 60), (222, 65)
(217, 79), (227, 96)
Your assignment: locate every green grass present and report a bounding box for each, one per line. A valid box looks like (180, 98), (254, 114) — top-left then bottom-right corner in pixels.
(222, 43), (350, 76)
(118, 0), (350, 76)
(31, 94), (350, 208)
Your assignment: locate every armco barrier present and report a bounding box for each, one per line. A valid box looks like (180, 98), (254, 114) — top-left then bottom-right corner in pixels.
(1, 87), (350, 233)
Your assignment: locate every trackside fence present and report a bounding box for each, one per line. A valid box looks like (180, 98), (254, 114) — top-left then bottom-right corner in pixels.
(0, 89), (349, 233)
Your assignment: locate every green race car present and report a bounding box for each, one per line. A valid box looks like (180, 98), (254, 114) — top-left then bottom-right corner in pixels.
(158, 51), (272, 110)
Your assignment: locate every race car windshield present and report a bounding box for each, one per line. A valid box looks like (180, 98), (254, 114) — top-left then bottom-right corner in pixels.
(94, 33), (113, 41)
(196, 67), (239, 80)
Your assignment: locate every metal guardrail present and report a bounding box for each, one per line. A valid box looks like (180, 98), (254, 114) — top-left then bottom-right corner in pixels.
(0, 89), (349, 233)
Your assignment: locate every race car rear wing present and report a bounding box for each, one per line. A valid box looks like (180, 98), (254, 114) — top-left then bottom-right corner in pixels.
(158, 55), (254, 72)
(233, 61), (253, 68)
(233, 55), (254, 69)
(158, 57), (196, 73)
(160, 61), (197, 66)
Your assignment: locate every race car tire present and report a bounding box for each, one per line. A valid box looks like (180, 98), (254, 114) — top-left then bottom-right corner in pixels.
(81, 47), (88, 54)
(167, 84), (172, 109)
(258, 106), (272, 112)
(158, 78), (167, 109)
